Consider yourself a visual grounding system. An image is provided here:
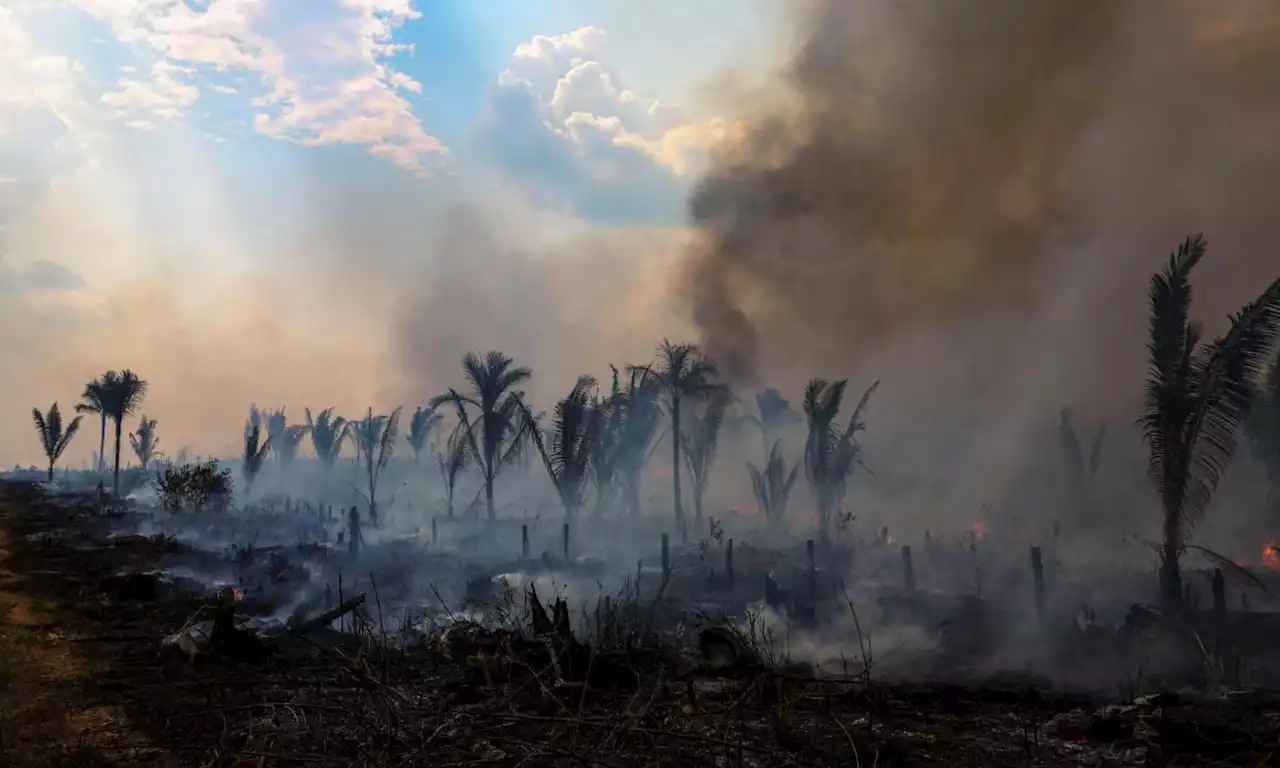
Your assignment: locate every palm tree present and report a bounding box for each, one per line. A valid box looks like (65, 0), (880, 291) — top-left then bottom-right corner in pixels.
(242, 418), (271, 493)
(75, 379), (107, 474)
(407, 406), (442, 464)
(32, 403), (83, 482)
(1249, 351), (1280, 521)
(97, 370), (148, 497)
(747, 388), (798, 458)
(436, 427), (470, 518)
(1059, 408), (1106, 521)
(264, 408), (287, 461)
(803, 378), (878, 544)
(638, 340), (725, 540)
(1139, 235), (1280, 607)
(682, 394), (731, 531)
(609, 366), (665, 519)
(276, 424), (310, 465)
(525, 375), (604, 522)
(748, 439), (801, 526)
(430, 351), (533, 522)
(351, 407), (402, 526)
(129, 415), (160, 470)
(306, 407), (349, 469)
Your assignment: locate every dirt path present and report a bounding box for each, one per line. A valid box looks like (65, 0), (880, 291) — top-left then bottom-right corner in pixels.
(0, 491), (142, 767)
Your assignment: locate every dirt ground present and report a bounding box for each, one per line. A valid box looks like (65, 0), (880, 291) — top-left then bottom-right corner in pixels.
(0, 479), (1270, 767)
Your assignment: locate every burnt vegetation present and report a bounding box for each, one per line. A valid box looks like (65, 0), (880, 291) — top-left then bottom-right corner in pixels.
(4, 235), (1280, 767)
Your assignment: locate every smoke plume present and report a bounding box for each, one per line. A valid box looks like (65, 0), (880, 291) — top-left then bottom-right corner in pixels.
(686, 0), (1280, 388)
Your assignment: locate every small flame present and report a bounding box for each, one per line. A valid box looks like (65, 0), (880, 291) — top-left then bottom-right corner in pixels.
(971, 522), (988, 541)
(886, 534), (894, 546)
(231, 587), (246, 601)
(1263, 541), (1280, 569)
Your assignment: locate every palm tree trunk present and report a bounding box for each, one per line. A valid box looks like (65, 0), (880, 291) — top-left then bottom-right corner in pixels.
(671, 396), (684, 541)
(1161, 504), (1183, 607)
(112, 417), (123, 497)
(47, 462), (54, 483)
(485, 474), (496, 521)
(693, 484), (704, 532)
(98, 415), (107, 474)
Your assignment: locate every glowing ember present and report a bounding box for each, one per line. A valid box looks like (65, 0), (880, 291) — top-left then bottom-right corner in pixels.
(1264, 541), (1280, 569)
(231, 587), (246, 601)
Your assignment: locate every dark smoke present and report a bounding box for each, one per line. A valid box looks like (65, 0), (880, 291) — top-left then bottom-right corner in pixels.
(686, 0), (1280, 385)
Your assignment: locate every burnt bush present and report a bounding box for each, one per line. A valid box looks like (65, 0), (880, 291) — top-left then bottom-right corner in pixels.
(153, 460), (233, 512)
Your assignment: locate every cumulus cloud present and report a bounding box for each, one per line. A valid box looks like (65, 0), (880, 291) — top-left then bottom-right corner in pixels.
(68, 0), (447, 171)
(478, 27), (726, 224)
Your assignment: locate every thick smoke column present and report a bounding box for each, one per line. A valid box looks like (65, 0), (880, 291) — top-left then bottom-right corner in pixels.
(685, 0), (1280, 383)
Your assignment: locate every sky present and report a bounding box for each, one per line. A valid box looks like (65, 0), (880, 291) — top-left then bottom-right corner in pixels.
(0, 0), (786, 466)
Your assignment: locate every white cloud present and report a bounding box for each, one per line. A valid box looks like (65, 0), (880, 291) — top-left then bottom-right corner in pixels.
(123, 118), (155, 130)
(211, 84), (236, 94)
(68, 0), (446, 172)
(101, 59), (199, 120)
(0, 175), (16, 184)
(482, 27), (726, 223)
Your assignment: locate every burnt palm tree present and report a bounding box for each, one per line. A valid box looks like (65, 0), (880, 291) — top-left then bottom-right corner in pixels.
(98, 370), (148, 497)
(1059, 408), (1106, 522)
(32, 402), (83, 482)
(525, 375), (604, 522)
(1139, 235), (1280, 607)
(351, 407), (402, 526)
(75, 380), (107, 474)
(637, 340), (725, 540)
(431, 351), (532, 522)
(609, 366), (665, 519)
(407, 406), (442, 464)
(306, 407), (348, 469)
(682, 394), (731, 531)
(748, 439), (801, 526)
(129, 415), (160, 470)
(803, 378), (878, 544)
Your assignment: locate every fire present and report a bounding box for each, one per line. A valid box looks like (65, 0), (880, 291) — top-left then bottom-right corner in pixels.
(231, 587), (246, 601)
(971, 522), (988, 541)
(1263, 541), (1280, 569)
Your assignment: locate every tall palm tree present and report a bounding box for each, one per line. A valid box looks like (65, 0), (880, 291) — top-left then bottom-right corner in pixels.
(129, 415), (160, 470)
(748, 439), (801, 526)
(306, 407), (348, 468)
(430, 351), (533, 522)
(1139, 235), (1280, 607)
(803, 378), (878, 544)
(75, 379), (107, 474)
(682, 394), (731, 531)
(637, 340), (725, 540)
(97, 370), (148, 497)
(610, 366), (666, 519)
(32, 402), (83, 482)
(407, 406), (442, 464)
(525, 375), (604, 522)
(351, 407), (402, 526)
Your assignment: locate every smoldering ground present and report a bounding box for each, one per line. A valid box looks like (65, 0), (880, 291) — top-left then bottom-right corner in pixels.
(682, 0), (1280, 550)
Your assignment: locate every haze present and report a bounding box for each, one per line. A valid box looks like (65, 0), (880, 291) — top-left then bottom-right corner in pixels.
(3, 0), (1280, 552)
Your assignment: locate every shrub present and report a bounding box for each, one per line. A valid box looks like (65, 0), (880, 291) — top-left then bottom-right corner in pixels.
(153, 460), (233, 512)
